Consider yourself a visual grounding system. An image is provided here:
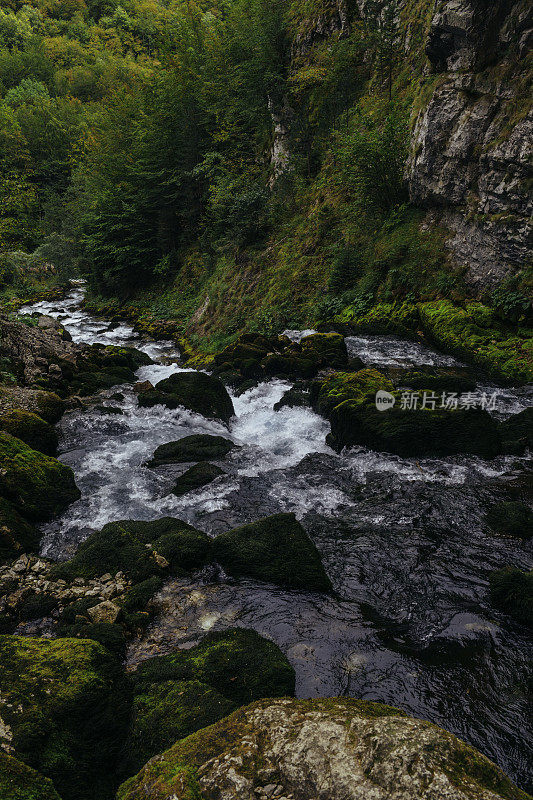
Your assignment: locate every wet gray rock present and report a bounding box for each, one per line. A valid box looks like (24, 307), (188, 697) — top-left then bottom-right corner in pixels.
(0, 315), (82, 386)
(408, 0), (532, 291)
(119, 698), (528, 800)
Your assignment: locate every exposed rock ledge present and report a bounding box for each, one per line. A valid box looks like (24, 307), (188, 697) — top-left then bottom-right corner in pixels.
(118, 697), (530, 800)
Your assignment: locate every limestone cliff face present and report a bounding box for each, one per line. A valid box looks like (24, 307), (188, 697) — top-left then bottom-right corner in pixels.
(408, 0), (532, 291)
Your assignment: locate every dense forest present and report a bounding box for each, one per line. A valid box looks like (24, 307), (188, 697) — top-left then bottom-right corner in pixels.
(1, 0), (530, 359)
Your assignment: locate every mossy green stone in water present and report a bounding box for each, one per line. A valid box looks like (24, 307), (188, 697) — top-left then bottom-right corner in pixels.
(138, 371), (234, 422)
(315, 369), (392, 416)
(51, 517), (209, 582)
(170, 462), (225, 497)
(299, 332), (348, 369)
(0, 433), (80, 522)
(500, 408), (533, 454)
(418, 301), (533, 383)
(328, 401), (502, 458)
(0, 752), (62, 800)
(211, 512), (332, 592)
(0, 497), (40, 562)
(0, 410), (58, 456)
(133, 628), (296, 704)
(0, 635), (131, 800)
(489, 568), (533, 628)
(148, 434), (236, 467)
(393, 368), (477, 394)
(486, 502), (533, 539)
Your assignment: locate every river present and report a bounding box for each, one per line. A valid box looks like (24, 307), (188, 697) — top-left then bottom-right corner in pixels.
(20, 283), (533, 791)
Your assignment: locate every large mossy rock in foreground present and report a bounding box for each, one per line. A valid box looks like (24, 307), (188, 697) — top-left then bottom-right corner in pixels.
(0, 752), (62, 800)
(118, 697), (530, 800)
(120, 628), (295, 779)
(0, 432), (80, 521)
(138, 371), (234, 422)
(211, 512), (332, 592)
(148, 434), (236, 467)
(0, 636), (131, 800)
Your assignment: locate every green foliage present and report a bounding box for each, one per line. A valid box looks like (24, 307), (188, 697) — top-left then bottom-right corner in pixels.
(51, 516), (210, 582)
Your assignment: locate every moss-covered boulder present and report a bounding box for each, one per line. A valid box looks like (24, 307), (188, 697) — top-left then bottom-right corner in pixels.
(119, 628), (295, 779)
(119, 680), (234, 780)
(68, 345), (153, 396)
(0, 410), (58, 455)
(0, 386), (63, 424)
(51, 517), (209, 583)
(0, 636), (131, 800)
(138, 372), (234, 422)
(393, 368), (477, 395)
(273, 386), (311, 411)
(261, 353), (317, 379)
(211, 512), (332, 592)
(0, 433), (80, 522)
(314, 369), (391, 417)
(315, 369), (501, 458)
(148, 434), (236, 467)
(489, 568), (533, 628)
(486, 502), (533, 539)
(329, 401), (502, 458)
(212, 335), (274, 379)
(0, 752), (62, 800)
(117, 697), (530, 800)
(170, 462), (225, 497)
(0, 498), (40, 563)
(299, 332), (348, 369)
(500, 408), (533, 454)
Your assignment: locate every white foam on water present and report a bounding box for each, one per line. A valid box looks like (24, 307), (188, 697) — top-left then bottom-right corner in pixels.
(345, 334), (460, 368)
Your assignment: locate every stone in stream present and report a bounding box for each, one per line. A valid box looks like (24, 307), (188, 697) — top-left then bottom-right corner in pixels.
(169, 462), (225, 497)
(50, 517), (210, 584)
(0, 635), (130, 800)
(486, 501), (533, 540)
(117, 697), (530, 800)
(137, 371), (234, 422)
(489, 567), (533, 629)
(499, 407), (533, 455)
(118, 628), (295, 780)
(0, 432), (80, 522)
(211, 512), (332, 593)
(314, 369), (503, 458)
(148, 434), (237, 467)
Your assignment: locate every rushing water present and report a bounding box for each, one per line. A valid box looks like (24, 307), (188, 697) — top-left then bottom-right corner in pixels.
(20, 284), (533, 791)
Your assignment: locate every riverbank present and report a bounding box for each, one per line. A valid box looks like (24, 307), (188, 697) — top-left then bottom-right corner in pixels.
(0, 284), (530, 800)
